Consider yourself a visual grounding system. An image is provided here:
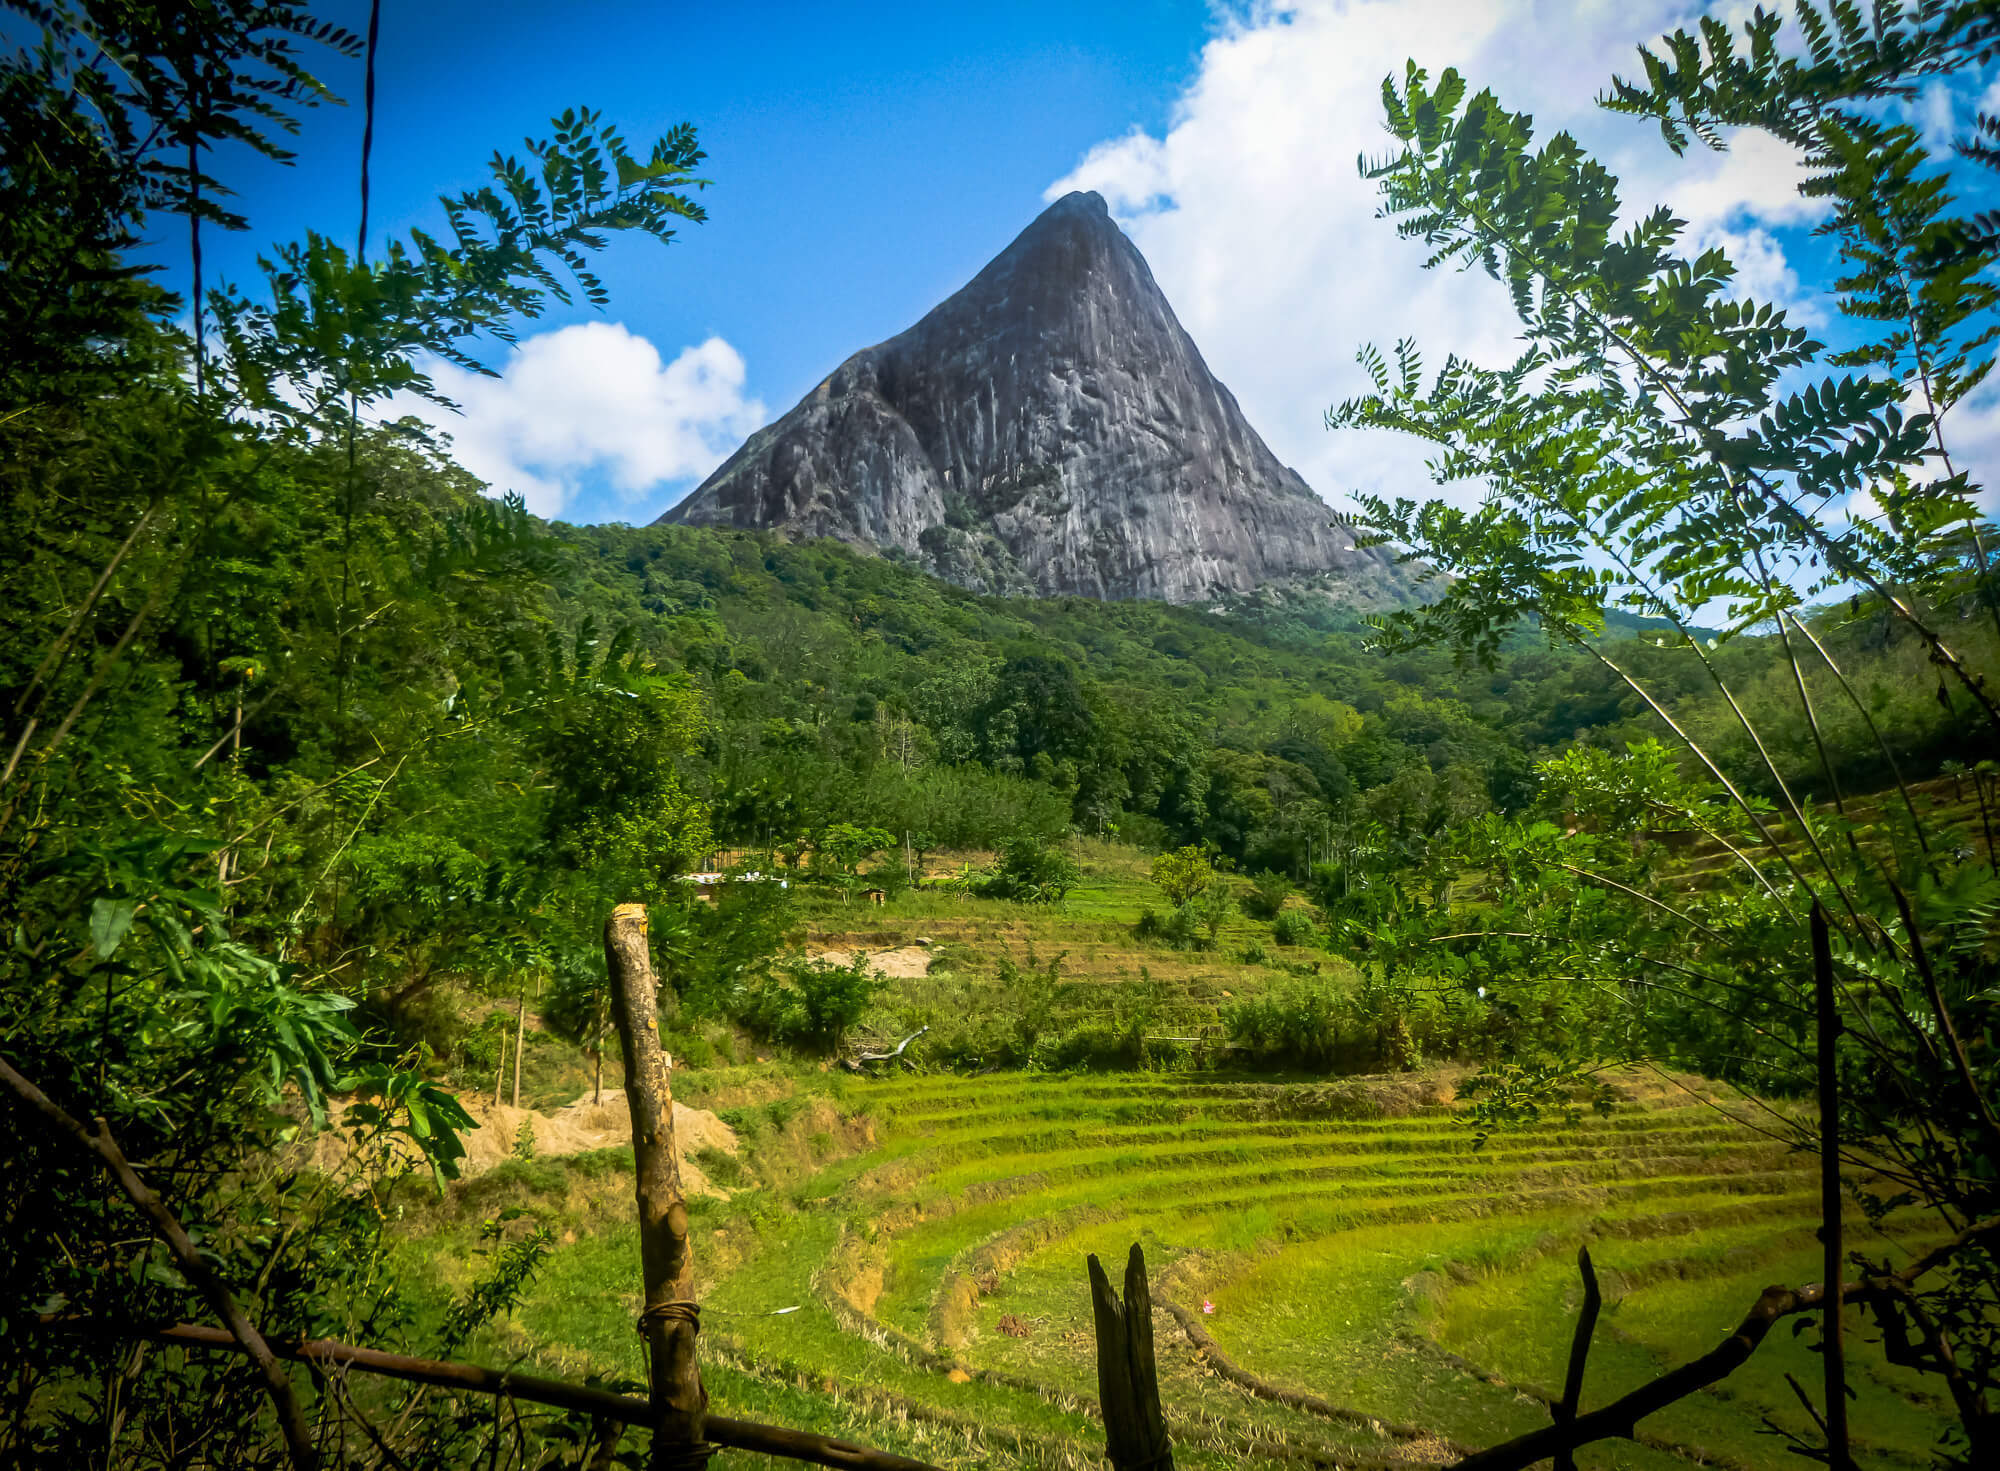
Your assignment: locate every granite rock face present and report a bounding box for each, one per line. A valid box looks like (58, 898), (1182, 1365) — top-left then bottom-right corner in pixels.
(660, 191), (1411, 606)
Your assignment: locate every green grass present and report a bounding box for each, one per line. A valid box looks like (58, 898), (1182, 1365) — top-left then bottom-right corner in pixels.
(389, 1062), (1951, 1469)
(796, 840), (1349, 1059)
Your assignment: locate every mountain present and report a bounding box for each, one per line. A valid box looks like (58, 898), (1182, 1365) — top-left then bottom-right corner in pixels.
(659, 190), (1414, 606)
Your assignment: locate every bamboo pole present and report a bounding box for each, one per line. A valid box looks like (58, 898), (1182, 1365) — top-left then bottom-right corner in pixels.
(605, 902), (708, 1467)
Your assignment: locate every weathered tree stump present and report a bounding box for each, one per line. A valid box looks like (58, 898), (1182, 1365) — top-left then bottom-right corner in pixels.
(605, 902), (710, 1468)
(1087, 1244), (1173, 1471)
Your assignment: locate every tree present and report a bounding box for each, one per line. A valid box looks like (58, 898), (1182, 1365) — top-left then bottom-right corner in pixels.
(1330, 5), (2000, 1462)
(1150, 845), (1215, 908)
(0, 3), (721, 1463)
(977, 653), (1098, 772)
(979, 833), (1082, 905)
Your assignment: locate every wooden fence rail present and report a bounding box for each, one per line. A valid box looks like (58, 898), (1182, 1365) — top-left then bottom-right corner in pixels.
(49, 1319), (940, 1471)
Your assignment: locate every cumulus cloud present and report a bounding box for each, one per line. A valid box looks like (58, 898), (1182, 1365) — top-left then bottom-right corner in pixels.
(1047, 0), (1842, 513)
(392, 323), (765, 520)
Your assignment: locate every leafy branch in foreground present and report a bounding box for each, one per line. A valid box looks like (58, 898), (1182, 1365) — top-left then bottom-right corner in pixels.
(1, 3), (723, 1464)
(1332, 5), (2000, 1463)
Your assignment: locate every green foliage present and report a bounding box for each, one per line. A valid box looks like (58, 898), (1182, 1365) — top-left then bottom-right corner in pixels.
(0, 6), (716, 1462)
(1242, 869), (1293, 920)
(1150, 845), (1215, 906)
(345, 1064), (478, 1186)
(1335, 12), (2000, 1456)
(1224, 968), (1458, 1073)
(1271, 907), (1320, 948)
(436, 1213), (555, 1358)
(1134, 874), (1232, 952)
(977, 834), (1082, 904)
(653, 880), (795, 1018)
(813, 822), (895, 877)
(731, 955), (883, 1053)
(1224, 974), (1350, 1069)
(1457, 1063), (1617, 1150)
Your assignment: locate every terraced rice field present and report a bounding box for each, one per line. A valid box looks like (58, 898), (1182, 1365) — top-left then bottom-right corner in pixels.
(499, 1068), (1953, 1469)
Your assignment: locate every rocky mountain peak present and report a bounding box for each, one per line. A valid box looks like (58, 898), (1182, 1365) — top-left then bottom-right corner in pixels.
(659, 191), (1412, 607)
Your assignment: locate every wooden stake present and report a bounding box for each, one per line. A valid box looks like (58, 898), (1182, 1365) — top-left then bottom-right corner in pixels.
(511, 992), (526, 1109)
(1552, 1245), (1601, 1471)
(1812, 903), (1851, 1470)
(604, 903), (708, 1467)
(1087, 1244), (1173, 1471)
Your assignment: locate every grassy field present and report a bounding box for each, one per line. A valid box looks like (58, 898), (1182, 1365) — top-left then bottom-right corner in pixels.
(381, 815), (1980, 1467)
(793, 837), (1347, 1066)
(398, 1060), (1951, 1470)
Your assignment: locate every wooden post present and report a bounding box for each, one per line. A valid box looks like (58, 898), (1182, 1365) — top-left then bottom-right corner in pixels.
(593, 988), (606, 1108)
(1552, 1245), (1601, 1471)
(1811, 904), (1852, 1470)
(604, 903), (709, 1468)
(511, 992), (527, 1109)
(1087, 1244), (1173, 1471)
(493, 1026), (506, 1109)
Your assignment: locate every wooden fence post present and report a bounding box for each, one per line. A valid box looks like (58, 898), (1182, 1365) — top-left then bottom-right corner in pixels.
(1087, 1244), (1173, 1471)
(1552, 1245), (1601, 1471)
(1811, 903), (1853, 1471)
(605, 902), (710, 1468)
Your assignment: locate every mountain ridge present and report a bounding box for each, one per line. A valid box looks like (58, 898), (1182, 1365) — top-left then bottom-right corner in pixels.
(660, 191), (1414, 607)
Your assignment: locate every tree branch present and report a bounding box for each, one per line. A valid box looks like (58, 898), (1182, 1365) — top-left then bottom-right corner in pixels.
(0, 1054), (319, 1469)
(1451, 1282), (1837, 1470)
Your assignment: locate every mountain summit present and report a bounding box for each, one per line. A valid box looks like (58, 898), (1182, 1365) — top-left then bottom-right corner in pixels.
(660, 191), (1410, 605)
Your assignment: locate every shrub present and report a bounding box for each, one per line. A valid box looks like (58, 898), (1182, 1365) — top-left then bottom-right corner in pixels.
(1225, 969), (1460, 1072)
(1184, 877), (1233, 947)
(977, 835), (1081, 904)
(692, 1144), (748, 1188)
(1242, 870), (1292, 920)
(732, 955), (883, 1052)
(1151, 845), (1214, 907)
(658, 1027), (717, 1068)
(865, 858), (915, 897)
(1224, 975), (1349, 1069)
(1271, 908), (1319, 947)
(1135, 904), (1196, 948)
(1134, 875), (1232, 952)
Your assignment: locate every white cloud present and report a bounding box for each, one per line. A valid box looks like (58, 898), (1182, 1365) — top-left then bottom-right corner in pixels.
(391, 323), (765, 520)
(1048, 0), (1839, 514)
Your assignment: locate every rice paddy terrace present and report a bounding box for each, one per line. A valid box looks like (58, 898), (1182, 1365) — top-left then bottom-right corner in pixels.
(480, 1067), (1953, 1470)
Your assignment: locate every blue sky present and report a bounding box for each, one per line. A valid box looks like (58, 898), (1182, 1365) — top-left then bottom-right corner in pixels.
(153, 2), (2000, 528)
(167, 0), (1217, 520)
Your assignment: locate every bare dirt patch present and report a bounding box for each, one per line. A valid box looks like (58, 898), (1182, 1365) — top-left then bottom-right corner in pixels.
(306, 1087), (740, 1194)
(809, 945), (934, 979)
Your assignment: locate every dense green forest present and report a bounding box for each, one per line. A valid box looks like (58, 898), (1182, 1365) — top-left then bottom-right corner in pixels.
(5, 1), (2000, 1469)
(558, 513), (1996, 866)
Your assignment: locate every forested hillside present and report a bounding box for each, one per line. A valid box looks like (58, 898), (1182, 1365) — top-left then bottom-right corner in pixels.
(556, 512), (1995, 869)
